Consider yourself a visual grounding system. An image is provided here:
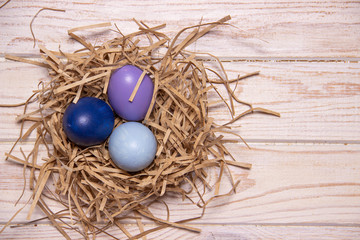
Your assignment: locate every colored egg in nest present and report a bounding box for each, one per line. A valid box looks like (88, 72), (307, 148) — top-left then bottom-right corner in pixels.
(107, 65), (154, 121)
(108, 122), (157, 172)
(62, 97), (114, 147)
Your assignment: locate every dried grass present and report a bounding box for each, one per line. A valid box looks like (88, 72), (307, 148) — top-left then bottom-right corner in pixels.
(1, 16), (279, 239)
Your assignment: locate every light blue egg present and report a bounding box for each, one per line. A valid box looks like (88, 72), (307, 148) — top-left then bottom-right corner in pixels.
(108, 122), (157, 172)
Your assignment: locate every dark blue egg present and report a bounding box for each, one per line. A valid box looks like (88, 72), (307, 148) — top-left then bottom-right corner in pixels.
(62, 97), (114, 147)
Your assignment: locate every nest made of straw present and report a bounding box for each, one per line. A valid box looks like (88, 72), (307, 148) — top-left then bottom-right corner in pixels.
(2, 16), (279, 239)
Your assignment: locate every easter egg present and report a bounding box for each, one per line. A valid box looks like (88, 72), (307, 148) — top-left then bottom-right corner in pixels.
(62, 97), (114, 147)
(107, 65), (154, 121)
(108, 122), (157, 172)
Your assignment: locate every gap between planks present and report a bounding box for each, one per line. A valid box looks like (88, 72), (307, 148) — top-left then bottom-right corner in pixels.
(3, 222), (360, 228)
(2, 223), (360, 240)
(1, 139), (359, 145)
(1, 55), (360, 63)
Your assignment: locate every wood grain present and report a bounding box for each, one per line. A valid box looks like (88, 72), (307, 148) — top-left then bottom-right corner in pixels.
(1, 59), (359, 142)
(1, 143), (359, 225)
(0, 0), (359, 58)
(1, 223), (360, 240)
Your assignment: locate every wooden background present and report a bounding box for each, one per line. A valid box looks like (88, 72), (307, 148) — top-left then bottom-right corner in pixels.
(0, 0), (359, 239)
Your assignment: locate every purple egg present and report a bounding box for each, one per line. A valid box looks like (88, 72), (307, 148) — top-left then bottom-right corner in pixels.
(107, 65), (154, 121)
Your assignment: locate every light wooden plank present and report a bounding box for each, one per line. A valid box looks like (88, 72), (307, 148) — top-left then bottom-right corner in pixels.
(1, 142), (359, 225)
(208, 61), (360, 142)
(0, 59), (46, 142)
(0, 0), (359, 58)
(1, 223), (360, 240)
(1, 59), (359, 142)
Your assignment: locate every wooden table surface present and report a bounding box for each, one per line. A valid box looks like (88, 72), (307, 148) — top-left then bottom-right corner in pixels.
(0, 0), (359, 239)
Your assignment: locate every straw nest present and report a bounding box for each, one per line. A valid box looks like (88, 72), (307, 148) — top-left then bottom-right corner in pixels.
(2, 16), (279, 239)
